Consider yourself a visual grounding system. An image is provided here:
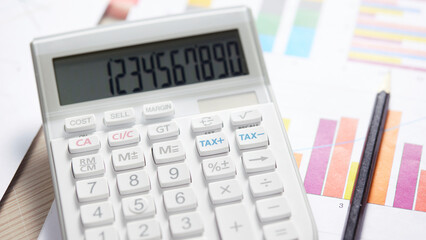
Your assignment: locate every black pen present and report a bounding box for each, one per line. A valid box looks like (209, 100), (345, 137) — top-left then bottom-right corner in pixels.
(342, 74), (391, 240)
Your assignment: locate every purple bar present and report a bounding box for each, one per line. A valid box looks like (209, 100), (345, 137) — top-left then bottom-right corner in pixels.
(393, 143), (422, 210)
(304, 119), (338, 195)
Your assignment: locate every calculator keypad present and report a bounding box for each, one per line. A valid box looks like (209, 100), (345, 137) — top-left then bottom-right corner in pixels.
(60, 104), (300, 239)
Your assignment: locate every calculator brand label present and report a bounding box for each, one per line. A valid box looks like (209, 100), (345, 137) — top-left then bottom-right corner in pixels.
(199, 137), (225, 147)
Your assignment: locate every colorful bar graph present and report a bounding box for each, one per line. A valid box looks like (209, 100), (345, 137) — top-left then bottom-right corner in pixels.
(344, 162), (360, 200)
(285, 0), (323, 57)
(393, 143), (422, 209)
(323, 118), (359, 198)
(256, 0), (285, 52)
(349, 0), (426, 72)
(304, 119), (337, 195)
(415, 170), (426, 212)
(294, 153), (303, 168)
(369, 110), (402, 205)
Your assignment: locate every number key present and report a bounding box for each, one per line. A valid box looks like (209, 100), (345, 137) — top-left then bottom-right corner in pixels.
(122, 195), (156, 220)
(81, 201), (114, 227)
(169, 212), (204, 239)
(157, 163), (191, 188)
(76, 177), (109, 202)
(117, 170), (150, 195)
(84, 226), (118, 240)
(127, 219), (162, 240)
(163, 187), (197, 213)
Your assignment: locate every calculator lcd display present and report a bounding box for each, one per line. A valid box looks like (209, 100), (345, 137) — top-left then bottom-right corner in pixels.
(53, 30), (249, 105)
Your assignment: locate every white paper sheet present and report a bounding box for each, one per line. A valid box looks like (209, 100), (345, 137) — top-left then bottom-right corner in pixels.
(38, 201), (61, 240)
(0, 0), (108, 201)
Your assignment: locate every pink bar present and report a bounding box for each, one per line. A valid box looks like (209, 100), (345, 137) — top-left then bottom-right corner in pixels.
(393, 143), (422, 210)
(304, 119), (337, 195)
(352, 38), (426, 57)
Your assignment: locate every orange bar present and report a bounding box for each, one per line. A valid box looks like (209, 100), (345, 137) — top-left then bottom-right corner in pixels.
(294, 153), (303, 168)
(368, 110), (402, 205)
(415, 170), (426, 212)
(323, 118), (359, 198)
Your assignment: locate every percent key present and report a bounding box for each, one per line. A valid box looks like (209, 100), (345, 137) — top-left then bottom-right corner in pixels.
(203, 156), (236, 181)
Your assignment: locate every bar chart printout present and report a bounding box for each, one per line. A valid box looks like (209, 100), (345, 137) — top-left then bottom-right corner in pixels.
(285, 0), (323, 58)
(349, 0), (426, 72)
(256, 0), (285, 52)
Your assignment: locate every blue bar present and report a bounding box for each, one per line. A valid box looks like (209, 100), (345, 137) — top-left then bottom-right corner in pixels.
(259, 34), (275, 52)
(285, 26), (315, 58)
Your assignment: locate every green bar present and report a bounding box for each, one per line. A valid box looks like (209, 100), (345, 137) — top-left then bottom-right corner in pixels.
(256, 13), (281, 35)
(293, 8), (320, 28)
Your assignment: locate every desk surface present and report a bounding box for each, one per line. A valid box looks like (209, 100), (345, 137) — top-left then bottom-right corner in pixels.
(0, 128), (54, 240)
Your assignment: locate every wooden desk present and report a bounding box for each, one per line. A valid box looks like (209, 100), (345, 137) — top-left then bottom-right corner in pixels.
(0, 128), (54, 240)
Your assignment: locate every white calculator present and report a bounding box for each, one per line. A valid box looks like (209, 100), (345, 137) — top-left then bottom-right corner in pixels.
(31, 7), (317, 240)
